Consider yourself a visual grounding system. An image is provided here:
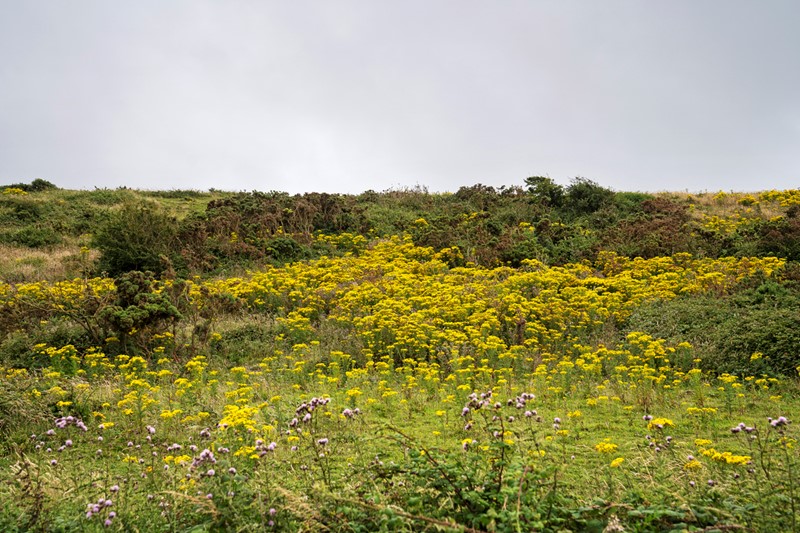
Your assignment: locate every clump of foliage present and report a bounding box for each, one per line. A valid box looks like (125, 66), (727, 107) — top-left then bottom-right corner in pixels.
(627, 276), (800, 376)
(92, 202), (183, 277)
(98, 271), (183, 354)
(0, 178), (58, 192)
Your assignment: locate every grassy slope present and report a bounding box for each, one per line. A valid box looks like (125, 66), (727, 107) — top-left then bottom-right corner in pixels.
(1, 183), (800, 531)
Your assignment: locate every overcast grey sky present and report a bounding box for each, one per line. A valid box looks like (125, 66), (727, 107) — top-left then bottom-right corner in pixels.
(1, 1), (798, 194)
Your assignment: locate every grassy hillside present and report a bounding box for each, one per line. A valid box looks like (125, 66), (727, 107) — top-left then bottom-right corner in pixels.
(1, 179), (800, 531)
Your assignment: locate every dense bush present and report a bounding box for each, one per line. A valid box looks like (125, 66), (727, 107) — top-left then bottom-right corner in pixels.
(627, 277), (800, 376)
(2, 226), (63, 248)
(524, 176), (564, 207)
(99, 271), (184, 354)
(562, 177), (615, 217)
(92, 202), (183, 276)
(0, 178), (58, 192)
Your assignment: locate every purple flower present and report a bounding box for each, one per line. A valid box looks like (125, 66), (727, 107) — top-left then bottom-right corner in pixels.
(269, 508), (277, 516)
(317, 438), (329, 446)
(228, 467), (237, 475)
(206, 469), (215, 477)
(146, 425), (156, 435)
(49, 459), (57, 466)
(104, 519), (112, 527)
(110, 485), (119, 493)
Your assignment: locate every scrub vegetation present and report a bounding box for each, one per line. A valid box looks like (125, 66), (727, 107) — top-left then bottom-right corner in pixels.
(1, 178), (800, 531)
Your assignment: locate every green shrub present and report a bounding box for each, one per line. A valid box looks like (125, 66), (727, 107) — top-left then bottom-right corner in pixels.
(92, 202), (183, 276)
(83, 187), (135, 206)
(525, 176), (564, 207)
(627, 278), (800, 376)
(0, 198), (41, 224)
(563, 177), (615, 217)
(209, 322), (275, 364)
(265, 235), (310, 264)
(4, 226), (63, 248)
(99, 271), (183, 355)
(0, 178), (57, 193)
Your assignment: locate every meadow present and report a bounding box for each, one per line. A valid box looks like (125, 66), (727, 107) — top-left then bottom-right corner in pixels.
(1, 181), (800, 531)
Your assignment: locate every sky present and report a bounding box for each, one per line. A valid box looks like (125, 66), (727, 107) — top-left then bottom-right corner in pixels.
(1, 1), (798, 194)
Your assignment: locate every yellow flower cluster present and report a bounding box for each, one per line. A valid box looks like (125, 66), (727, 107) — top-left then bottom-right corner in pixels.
(595, 439), (619, 454)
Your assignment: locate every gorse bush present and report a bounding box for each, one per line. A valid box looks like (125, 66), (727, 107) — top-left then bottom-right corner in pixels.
(92, 201), (183, 277)
(627, 277), (800, 376)
(0, 178), (58, 193)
